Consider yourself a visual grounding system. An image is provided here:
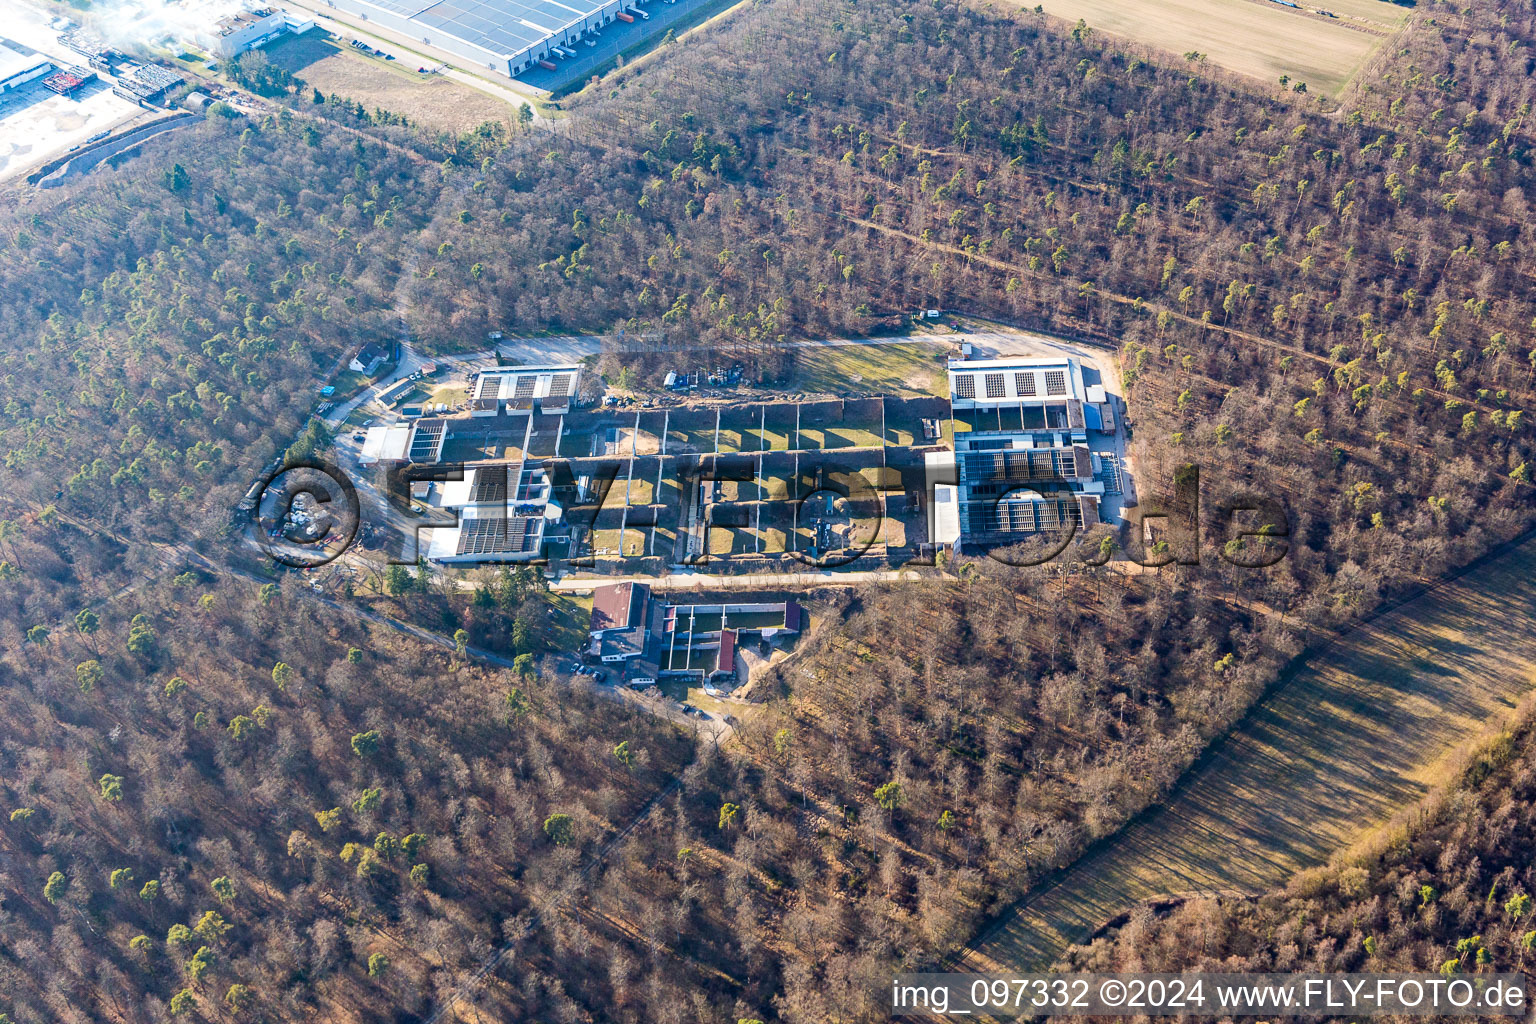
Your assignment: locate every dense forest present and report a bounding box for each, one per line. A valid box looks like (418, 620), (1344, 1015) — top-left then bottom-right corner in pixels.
(2, 0), (1536, 1019)
(0, 522), (693, 1021)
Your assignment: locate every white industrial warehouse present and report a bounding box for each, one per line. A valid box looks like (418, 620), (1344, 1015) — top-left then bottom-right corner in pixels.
(317, 0), (638, 76)
(0, 36), (52, 93)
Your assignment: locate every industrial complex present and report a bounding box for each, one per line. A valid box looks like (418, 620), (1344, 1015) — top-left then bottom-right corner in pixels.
(345, 343), (1133, 573)
(926, 356), (1124, 548)
(0, 0), (323, 186)
(319, 0), (653, 77)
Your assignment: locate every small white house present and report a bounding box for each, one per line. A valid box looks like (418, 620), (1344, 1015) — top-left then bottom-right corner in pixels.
(350, 343), (388, 375)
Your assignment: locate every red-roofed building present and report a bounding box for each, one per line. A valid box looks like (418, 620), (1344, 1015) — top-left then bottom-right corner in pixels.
(716, 628), (737, 676)
(589, 582), (649, 634)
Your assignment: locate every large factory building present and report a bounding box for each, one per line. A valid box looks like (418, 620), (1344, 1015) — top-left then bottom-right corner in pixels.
(318, 0), (632, 76)
(0, 37), (52, 93)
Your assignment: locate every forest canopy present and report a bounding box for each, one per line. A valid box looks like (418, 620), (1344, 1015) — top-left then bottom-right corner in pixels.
(1, 0), (1535, 1020)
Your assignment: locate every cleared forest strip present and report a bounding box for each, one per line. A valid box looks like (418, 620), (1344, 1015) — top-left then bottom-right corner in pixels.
(956, 528), (1536, 971)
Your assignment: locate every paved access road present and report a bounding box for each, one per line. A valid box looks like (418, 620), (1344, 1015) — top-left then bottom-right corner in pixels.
(552, 568), (927, 592)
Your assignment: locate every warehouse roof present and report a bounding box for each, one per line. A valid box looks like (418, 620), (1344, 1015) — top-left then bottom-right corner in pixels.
(0, 37), (49, 83)
(360, 423), (412, 464)
(344, 0), (610, 57)
(473, 363), (581, 402)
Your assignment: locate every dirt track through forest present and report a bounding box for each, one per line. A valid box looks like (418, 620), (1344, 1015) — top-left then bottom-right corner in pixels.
(960, 531), (1536, 970)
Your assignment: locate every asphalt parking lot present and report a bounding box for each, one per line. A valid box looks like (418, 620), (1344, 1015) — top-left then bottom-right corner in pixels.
(516, 0), (730, 93)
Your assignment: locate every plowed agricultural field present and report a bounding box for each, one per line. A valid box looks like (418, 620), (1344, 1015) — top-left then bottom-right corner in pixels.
(997, 0), (1409, 96)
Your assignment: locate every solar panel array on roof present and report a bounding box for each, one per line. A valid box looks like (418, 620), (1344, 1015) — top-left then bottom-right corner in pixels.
(352, 0), (616, 59)
(968, 497), (1082, 536)
(361, 0), (436, 16)
(469, 467), (509, 504)
(455, 515), (536, 556)
(512, 376), (537, 399)
(959, 448), (1074, 483)
(547, 373), (572, 397)
(408, 419), (446, 461)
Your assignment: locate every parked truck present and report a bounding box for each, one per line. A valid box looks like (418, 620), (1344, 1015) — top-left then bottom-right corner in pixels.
(616, 9), (634, 22)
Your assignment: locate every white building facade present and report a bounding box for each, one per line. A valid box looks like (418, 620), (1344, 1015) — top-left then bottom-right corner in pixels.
(0, 38), (52, 92)
(211, 8), (290, 58)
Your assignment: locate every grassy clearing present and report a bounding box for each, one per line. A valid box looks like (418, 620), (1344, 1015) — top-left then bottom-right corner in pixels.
(426, 384), (466, 406)
(667, 411), (720, 454)
(718, 480), (765, 503)
(886, 396), (952, 448)
(559, 423), (604, 459)
(326, 368), (374, 399)
(963, 536), (1536, 972)
(716, 425), (747, 454)
(264, 33), (521, 133)
(762, 406), (799, 451)
(756, 466), (796, 501)
(795, 401), (886, 451)
(598, 474), (646, 509)
(757, 502), (813, 551)
(440, 435), (520, 462)
(1007, 0), (1405, 96)
(590, 528), (647, 558)
(524, 427), (561, 458)
(545, 591), (593, 651)
(656, 473), (686, 506)
(621, 477), (655, 506)
(703, 509), (785, 557)
(706, 525), (747, 556)
(883, 503), (926, 551)
(614, 425), (663, 456)
(791, 342), (950, 397)
(743, 425), (790, 451)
